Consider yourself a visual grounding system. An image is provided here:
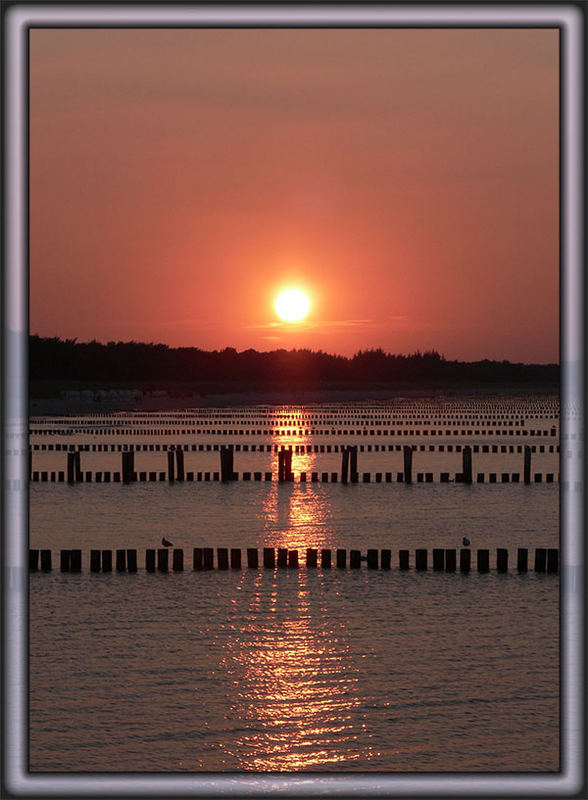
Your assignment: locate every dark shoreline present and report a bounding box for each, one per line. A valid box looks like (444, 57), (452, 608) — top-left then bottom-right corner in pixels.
(29, 382), (560, 416)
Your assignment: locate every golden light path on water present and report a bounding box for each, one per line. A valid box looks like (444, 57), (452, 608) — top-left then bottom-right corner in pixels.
(216, 421), (378, 770)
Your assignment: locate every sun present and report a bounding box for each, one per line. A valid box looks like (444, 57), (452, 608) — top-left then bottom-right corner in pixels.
(275, 288), (311, 323)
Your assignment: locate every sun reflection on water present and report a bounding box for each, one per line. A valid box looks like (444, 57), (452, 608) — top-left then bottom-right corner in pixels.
(218, 569), (376, 771)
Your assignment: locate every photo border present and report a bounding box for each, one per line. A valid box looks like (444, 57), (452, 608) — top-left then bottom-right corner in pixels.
(2, 2), (585, 797)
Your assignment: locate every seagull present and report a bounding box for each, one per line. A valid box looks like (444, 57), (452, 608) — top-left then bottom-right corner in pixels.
(161, 537), (173, 547)
(462, 536), (470, 546)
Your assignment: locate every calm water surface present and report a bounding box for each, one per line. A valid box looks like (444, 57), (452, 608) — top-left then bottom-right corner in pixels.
(29, 399), (559, 772)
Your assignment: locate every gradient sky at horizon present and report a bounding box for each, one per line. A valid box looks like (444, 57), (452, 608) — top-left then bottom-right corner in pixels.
(30, 28), (558, 362)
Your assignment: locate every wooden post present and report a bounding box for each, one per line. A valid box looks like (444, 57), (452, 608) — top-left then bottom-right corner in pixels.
(306, 548), (318, 567)
(67, 453), (75, 484)
(278, 451), (285, 483)
(40, 549), (52, 571)
(221, 447), (234, 482)
(341, 447), (350, 484)
(74, 451), (82, 482)
(477, 549), (489, 573)
(90, 549), (101, 572)
(547, 548), (558, 573)
(459, 548), (471, 573)
(145, 549), (156, 572)
(60, 549), (71, 572)
(321, 549), (332, 568)
(534, 547), (547, 572)
(167, 450), (175, 483)
(102, 550), (112, 572)
(433, 548), (444, 571)
(336, 549), (347, 568)
(175, 448), (185, 481)
(350, 446), (358, 483)
(462, 446), (472, 484)
(116, 549), (126, 572)
(127, 549), (138, 573)
(349, 550), (361, 569)
(69, 549), (82, 572)
(29, 549), (39, 571)
(203, 548), (214, 570)
(517, 548), (528, 572)
(381, 549), (391, 570)
(277, 548), (288, 568)
(367, 549), (378, 569)
(524, 445), (532, 484)
(496, 548), (508, 573)
(263, 547), (275, 568)
(172, 549), (184, 571)
(403, 446), (413, 485)
(157, 548), (169, 572)
(415, 549), (427, 571)
(288, 549), (299, 568)
(445, 549), (457, 572)
(217, 548), (229, 570)
(193, 547), (203, 570)
(399, 550), (409, 570)
(247, 548), (258, 568)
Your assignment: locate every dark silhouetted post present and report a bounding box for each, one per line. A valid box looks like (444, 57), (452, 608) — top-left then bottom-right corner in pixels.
(40, 549), (52, 571)
(116, 549), (126, 572)
(534, 547), (547, 572)
(167, 451), (175, 483)
(277, 548), (288, 568)
(101, 550), (112, 572)
(157, 548), (169, 572)
(29, 549), (39, 571)
(175, 448), (184, 481)
(477, 549), (490, 573)
(462, 446), (472, 484)
(263, 547), (275, 568)
(517, 548), (528, 572)
(433, 549), (444, 571)
(221, 447), (234, 482)
(173, 549), (184, 571)
(90, 549), (101, 572)
(367, 549), (378, 569)
(496, 548), (508, 573)
(127, 549), (138, 573)
(288, 549), (299, 568)
(146, 549), (156, 572)
(60, 550), (71, 572)
(74, 452), (82, 482)
(193, 547), (203, 570)
(341, 447), (350, 484)
(67, 453), (75, 484)
(381, 549), (391, 569)
(203, 548), (214, 570)
(403, 446), (413, 485)
(247, 548), (258, 568)
(459, 548), (471, 573)
(399, 550), (409, 570)
(350, 446), (358, 483)
(321, 549), (332, 568)
(415, 549), (427, 570)
(217, 548), (229, 570)
(524, 445), (532, 484)
(230, 548), (241, 569)
(350, 550), (361, 569)
(306, 548), (318, 567)
(445, 549), (457, 572)
(336, 549), (347, 568)
(547, 548), (558, 573)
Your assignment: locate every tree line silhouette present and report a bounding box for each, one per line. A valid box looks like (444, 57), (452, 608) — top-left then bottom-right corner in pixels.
(29, 335), (559, 390)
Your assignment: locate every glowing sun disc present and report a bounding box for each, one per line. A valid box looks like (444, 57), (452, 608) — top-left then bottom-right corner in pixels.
(275, 289), (310, 322)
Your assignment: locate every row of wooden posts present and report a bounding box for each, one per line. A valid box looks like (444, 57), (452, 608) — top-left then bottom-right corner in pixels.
(37, 445), (545, 486)
(29, 547), (559, 574)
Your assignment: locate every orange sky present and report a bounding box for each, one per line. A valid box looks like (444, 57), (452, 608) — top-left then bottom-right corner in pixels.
(29, 28), (558, 362)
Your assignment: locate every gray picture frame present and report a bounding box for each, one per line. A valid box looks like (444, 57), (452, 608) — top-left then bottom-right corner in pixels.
(2, 2), (585, 797)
